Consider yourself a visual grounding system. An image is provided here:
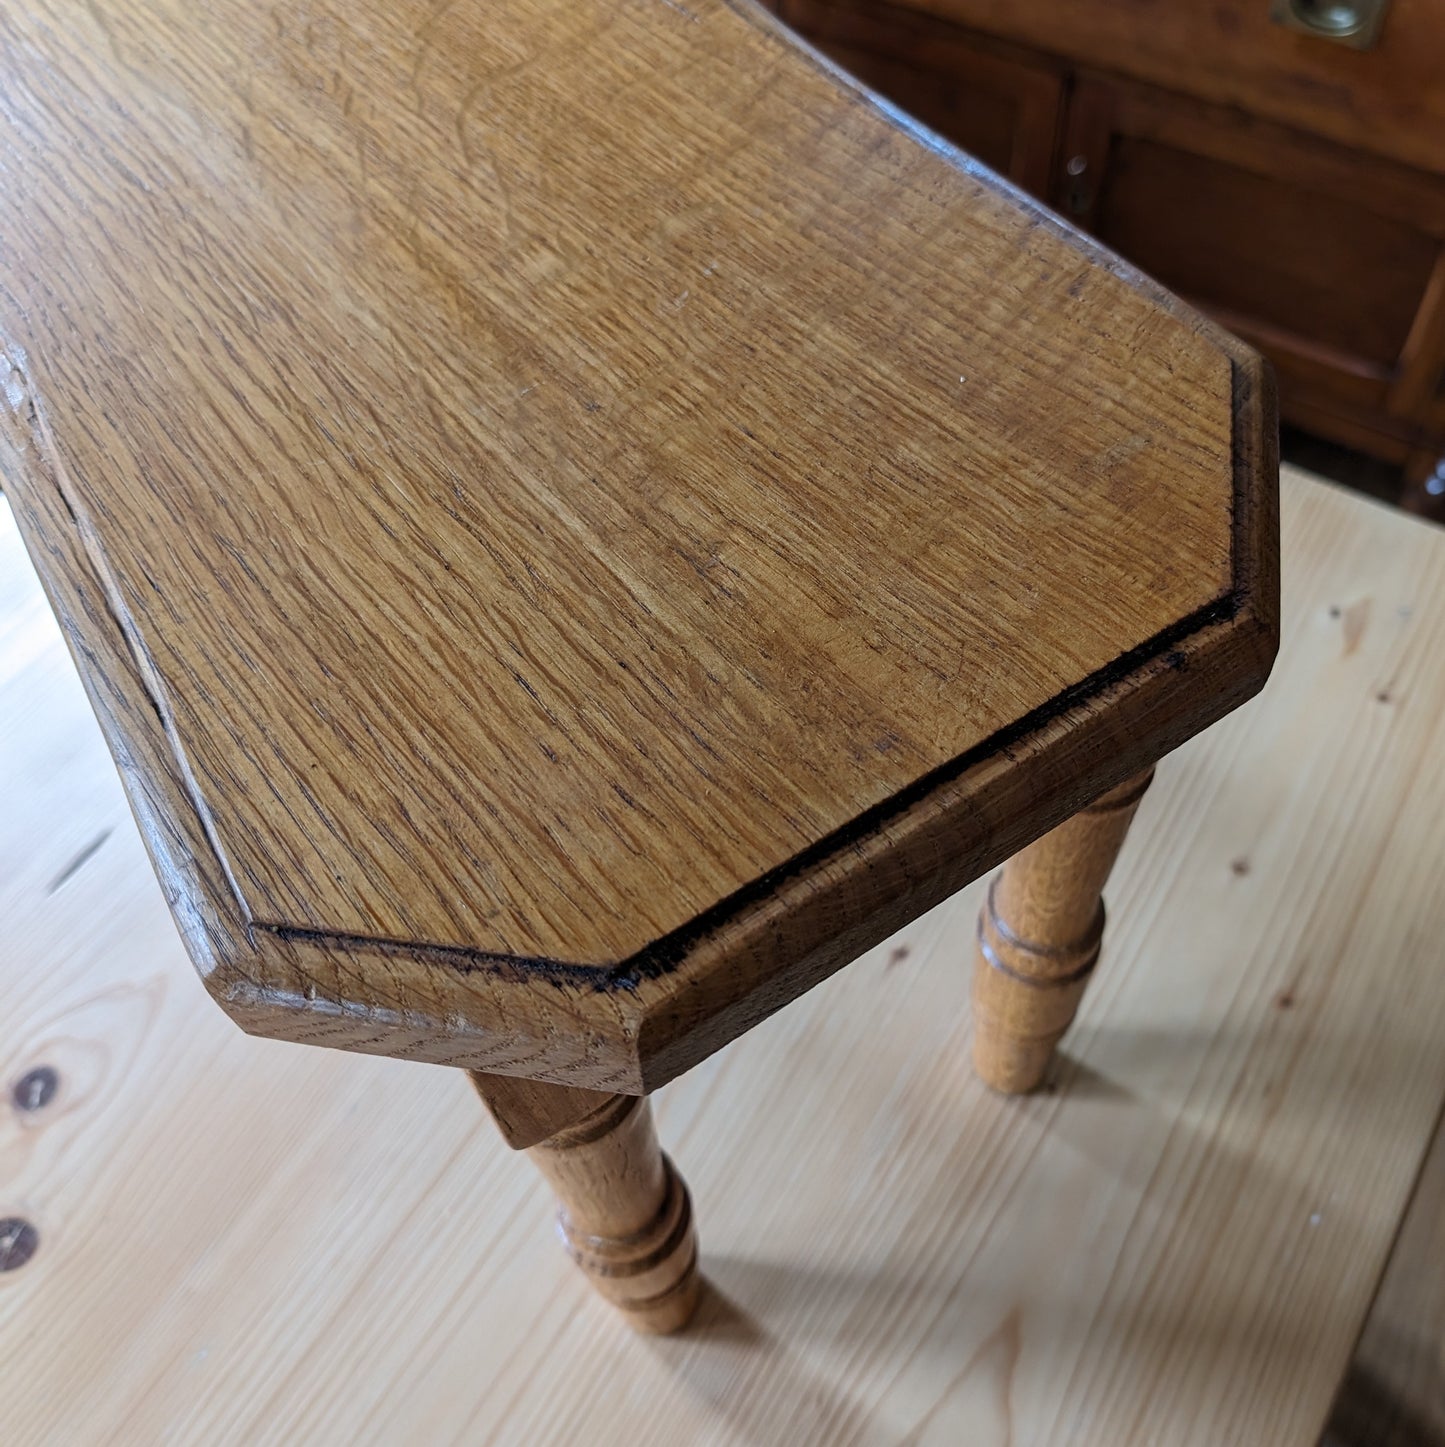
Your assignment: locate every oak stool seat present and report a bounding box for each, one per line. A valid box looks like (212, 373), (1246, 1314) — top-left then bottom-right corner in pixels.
(0, 0), (1277, 1333)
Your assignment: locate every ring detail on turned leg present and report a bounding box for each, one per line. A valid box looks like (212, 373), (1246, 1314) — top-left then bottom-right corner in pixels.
(972, 768), (1154, 1094)
(555, 1153), (698, 1330)
(530, 1094), (700, 1334)
(974, 882), (1107, 1092)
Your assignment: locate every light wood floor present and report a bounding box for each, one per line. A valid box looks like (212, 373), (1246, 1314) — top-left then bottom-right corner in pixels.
(1324, 1108), (1445, 1447)
(3, 467), (1444, 1446)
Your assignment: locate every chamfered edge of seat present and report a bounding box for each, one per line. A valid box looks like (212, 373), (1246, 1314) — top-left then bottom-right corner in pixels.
(627, 322), (1280, 1089)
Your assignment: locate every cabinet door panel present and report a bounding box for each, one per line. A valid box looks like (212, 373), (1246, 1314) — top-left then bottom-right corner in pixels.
(779, 0), (1062, 196)
(1059, 76), (1445, 430)
(1101, 137), (1433, 373)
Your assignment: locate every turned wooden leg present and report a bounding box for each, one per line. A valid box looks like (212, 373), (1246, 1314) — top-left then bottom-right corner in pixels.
(470, 1074), (700, 1333)
(972, 768), (1154, 1094)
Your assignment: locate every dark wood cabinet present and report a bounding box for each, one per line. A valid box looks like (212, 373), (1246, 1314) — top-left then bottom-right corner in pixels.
(773, 0), (1445, 515)
(783, 0), (1063, 194)
(1059, 77), (1445, 473)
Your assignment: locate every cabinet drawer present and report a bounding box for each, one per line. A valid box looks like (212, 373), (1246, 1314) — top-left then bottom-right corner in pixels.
(846, 0), (1445, 177)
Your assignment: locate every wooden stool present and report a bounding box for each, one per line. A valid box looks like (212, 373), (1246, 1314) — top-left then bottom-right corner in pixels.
(0, 0), (1276, 1334)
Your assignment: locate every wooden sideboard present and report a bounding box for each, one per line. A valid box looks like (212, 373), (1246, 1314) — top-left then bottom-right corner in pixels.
(768, 0), (1445, 517)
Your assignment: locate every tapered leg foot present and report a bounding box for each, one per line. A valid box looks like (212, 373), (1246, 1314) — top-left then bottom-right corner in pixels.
(530, 1093), (699, 1332)
(471, 1073), (700, 1333)
(972, 768), (1154, 1094)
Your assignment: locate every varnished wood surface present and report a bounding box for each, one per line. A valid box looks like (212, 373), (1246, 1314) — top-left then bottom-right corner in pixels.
(469, 1069), (616, 1151)
(886, 0), (1445, 178)
(0, 0), (1275, 1088)
(526, 1093), (701, 1333)
(778, 0), (1445, 518)
(0, 469), (1434, 1445)
(971, 768), (1152, 1093)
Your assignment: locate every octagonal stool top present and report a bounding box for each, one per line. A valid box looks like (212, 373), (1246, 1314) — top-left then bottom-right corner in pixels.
(0, 0), (1276, 1096)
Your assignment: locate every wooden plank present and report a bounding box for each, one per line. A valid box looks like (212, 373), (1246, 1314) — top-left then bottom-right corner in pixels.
(0, 463), (1435, 1442)
(1324, 1106), (1445, 1447)
(0, 0), (1275, 1090)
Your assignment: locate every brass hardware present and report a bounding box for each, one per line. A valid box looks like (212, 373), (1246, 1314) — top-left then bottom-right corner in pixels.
(1268, 0), (1389, 49)
(1065, 154), (1091, 216)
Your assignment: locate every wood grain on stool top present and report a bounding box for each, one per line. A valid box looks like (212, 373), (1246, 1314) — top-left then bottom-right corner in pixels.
(0, 0), (1277, 1089)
